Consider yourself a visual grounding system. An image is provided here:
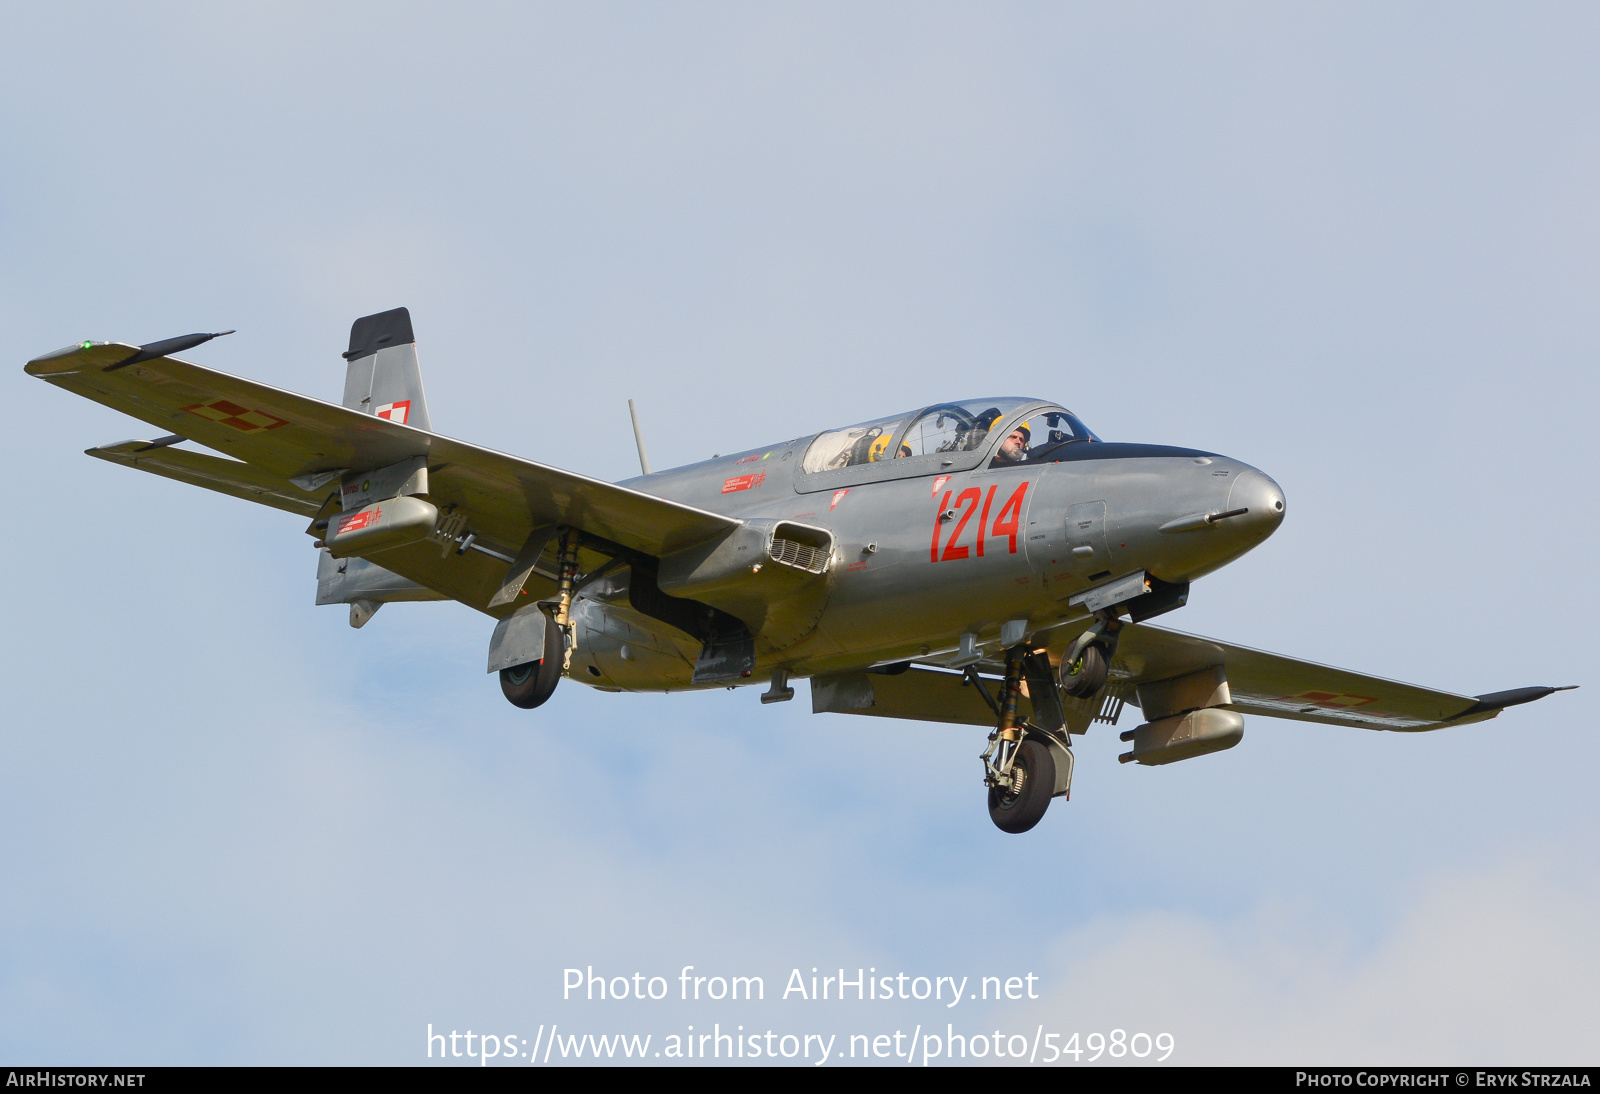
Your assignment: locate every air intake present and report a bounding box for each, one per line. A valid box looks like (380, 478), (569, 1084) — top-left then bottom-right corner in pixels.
(767, 521), (833, 574)
(770, 537), (827, 573)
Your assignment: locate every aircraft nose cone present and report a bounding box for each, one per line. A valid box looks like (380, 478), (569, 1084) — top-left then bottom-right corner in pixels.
(1227, 469), (1286, 538)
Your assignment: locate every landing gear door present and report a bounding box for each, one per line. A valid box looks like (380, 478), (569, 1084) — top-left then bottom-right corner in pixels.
(1064, 500), (1111, 571)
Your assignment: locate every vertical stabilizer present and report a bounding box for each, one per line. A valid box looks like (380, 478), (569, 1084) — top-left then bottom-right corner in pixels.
(341, 307), (432, 432)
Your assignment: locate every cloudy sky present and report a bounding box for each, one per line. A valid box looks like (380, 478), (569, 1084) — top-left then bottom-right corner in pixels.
(1, 2), (1595, 1065)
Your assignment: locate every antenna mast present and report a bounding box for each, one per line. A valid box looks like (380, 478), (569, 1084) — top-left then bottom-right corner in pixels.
(628, 399), (652, 475)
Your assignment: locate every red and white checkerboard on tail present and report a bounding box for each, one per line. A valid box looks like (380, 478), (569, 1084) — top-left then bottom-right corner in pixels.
(375, 400), (411, 425)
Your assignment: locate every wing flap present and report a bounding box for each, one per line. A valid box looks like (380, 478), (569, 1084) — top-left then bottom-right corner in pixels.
(331, 535), (560, 616)
(811, 667), (1033, 728)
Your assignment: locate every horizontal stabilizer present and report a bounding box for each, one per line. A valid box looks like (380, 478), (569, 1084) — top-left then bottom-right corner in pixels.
(316, 550), (448, 607)
(86, 439), (326, 515)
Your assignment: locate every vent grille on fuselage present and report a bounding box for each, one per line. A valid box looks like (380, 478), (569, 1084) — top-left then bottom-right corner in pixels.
(769, 537), (828, 574)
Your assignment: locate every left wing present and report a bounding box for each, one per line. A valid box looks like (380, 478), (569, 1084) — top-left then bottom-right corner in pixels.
(1035, 620), (1572, 732)
(811, 666), (1033, 727)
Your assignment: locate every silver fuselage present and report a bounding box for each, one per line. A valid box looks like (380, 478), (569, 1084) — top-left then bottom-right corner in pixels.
(567, 399), (1285, 691)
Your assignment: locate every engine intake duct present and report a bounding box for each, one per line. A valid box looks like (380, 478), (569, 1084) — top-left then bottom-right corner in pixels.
(657, 519), (835, 599)
(769, 525), (830, 574)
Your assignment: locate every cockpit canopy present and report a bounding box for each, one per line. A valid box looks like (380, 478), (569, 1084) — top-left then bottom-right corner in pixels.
(801, 398), (1098, 474)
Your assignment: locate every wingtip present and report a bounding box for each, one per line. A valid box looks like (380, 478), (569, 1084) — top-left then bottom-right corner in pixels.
(26, 341), (103, 372)
(106, 330), (235, 372)
(1456, 684), (1579, 720)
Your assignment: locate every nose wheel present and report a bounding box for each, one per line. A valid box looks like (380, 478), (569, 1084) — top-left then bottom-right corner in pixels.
(986, 738), (1055, 833)
(974, 646), (1069, 834)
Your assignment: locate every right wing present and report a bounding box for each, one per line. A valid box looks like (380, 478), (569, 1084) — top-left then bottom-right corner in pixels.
(29, 340), (742, 614)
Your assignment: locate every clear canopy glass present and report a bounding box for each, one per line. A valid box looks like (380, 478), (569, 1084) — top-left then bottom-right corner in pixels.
(800, 398), (1098, 474)
(800, 412), (910, 473)
(988, 408), (1100, 466)
(897, 398), (1036, 459)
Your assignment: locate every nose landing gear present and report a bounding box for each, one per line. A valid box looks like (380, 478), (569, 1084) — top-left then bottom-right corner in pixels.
(986, 737), (1056, 833)
(975, 646), (1067, 834)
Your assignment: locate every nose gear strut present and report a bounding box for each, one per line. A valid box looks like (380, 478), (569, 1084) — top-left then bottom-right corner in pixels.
(975, 645), (1063, 833)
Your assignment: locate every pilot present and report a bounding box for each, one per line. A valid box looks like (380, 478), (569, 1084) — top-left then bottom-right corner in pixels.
(972, 407), (1003, 444)
(993, 423), (1030, 464)
(870, 434), (913, 461)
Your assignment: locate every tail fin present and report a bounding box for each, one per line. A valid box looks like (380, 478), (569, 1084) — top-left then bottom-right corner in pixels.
(323, 307), (439, 629)
(341, 307), (432, 431)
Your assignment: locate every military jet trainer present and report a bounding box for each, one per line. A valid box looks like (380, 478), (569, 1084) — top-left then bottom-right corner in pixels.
(25, 308), (1574, 833)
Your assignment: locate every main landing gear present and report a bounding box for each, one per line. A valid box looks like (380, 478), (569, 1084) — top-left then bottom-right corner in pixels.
(500, 611), (564, 708)
(499, 530), (581, 711)
(1061, 643), (1107, 698)
(1061, 612), (1119, 698)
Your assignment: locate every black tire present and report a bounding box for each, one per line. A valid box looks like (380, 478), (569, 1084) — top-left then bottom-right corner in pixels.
(1061, 643), (1108, 698)
(987, 739), (1056, 834)
(499, 614), (564, 709)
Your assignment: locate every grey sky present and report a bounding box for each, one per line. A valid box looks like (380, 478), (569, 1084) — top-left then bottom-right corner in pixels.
(1, 2), (1595, 1064)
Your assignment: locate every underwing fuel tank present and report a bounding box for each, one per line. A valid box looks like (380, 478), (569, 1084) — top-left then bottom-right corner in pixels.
(1115, 665), (1243, 765)
(325, 496), (438, 557)
(1118, 708), (1244, 766)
